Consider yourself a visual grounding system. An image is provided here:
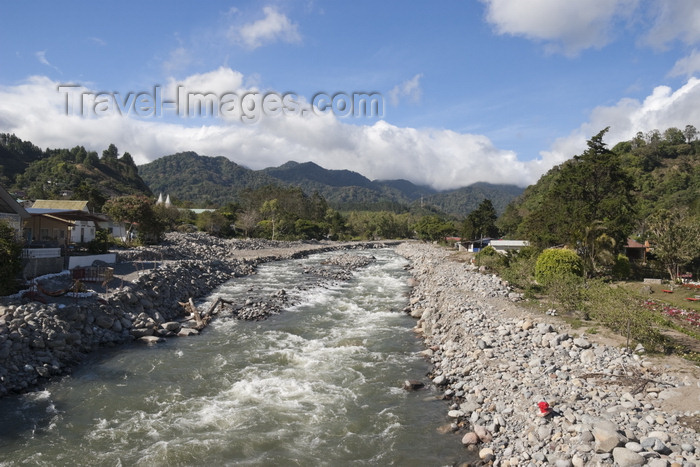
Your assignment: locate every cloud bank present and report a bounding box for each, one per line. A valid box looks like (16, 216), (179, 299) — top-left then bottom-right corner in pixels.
(1, 69), (699, 191)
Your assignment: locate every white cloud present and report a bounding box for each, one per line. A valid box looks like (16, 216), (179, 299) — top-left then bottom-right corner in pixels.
(163, 46), (194, 74)
(0, 71), (537, 191)
(35, 51), (51, 66)
(231, 6), (301, 49)
(537, 77), (700, 171)
(89, 37), (107, 46)
(165, 66), (246, 97)
(481, 0), (638, 55)
(4, 71), (699, 192)
(35, 51), (61, 74)
(644, 0), (700, 49)
(669, 49), (700, 77)
(388, 74), (423, 106)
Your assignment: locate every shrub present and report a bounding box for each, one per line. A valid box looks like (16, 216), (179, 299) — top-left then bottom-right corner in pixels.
(611, 253), (631, 280)
(0, 221), (23, 295)
(475, 245), (505, 270)
(581, 280), (668, 352)
(500, 247), (539, 290)
(87, 229), (110, 254)
(534, 248), (583, 287)
(546, 273), (585, 311)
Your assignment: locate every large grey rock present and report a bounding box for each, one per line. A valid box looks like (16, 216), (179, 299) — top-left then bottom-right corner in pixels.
(573, 338), (591, 349)
(161, 321), (181, 333)
(130, 327), (154, 338)
(612, 447), (644, 467)
(593, 420), (622, 453)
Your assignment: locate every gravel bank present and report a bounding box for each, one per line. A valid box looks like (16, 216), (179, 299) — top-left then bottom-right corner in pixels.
(397, 242), (700, 467)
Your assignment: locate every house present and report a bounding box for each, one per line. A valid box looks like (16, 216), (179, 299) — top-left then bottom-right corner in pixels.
(458, 238), (530, 253)
(28, 200), (97, 243)
(489, 239), (530, 253)
(95, 213), (130, 242)
(459, 237), (493, 252)
(0, 184), (30, 239)
(624, 238), (648, 262)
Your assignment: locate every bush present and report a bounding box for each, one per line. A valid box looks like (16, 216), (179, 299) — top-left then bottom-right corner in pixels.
(534, 248), (583, 287)
(0, 221), (23, 295)
(611, 253), (631, 280)
(87, 229), (110, 254)
(500, 247), (539, 290)
(581, 280), (669, 352)
(475, 245), (505, 270)
(546, 273), (585, 311)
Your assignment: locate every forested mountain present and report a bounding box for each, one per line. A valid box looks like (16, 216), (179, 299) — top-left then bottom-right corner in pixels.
(139, 152), (523, 216)
(422, 182), (525, 217)
(137, 152), (278, 206)
(1, 135), (151, 211)
(498, 126), (700, 247)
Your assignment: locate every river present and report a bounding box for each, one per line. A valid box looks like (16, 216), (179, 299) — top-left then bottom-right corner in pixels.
(0, 249), (471, 466)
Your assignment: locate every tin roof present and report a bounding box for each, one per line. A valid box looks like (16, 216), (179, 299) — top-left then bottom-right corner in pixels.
(31, 200), (89, 211)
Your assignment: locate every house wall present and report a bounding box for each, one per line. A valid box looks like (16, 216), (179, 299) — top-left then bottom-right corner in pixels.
(24, 216), (70, 246)
(69, 220), (96, 243)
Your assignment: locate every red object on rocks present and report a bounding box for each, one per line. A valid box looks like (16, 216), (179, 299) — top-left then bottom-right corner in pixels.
(537, 401), (551, 416)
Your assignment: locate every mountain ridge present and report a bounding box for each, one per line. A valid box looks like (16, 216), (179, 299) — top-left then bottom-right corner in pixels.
(138, 151), (524, 216)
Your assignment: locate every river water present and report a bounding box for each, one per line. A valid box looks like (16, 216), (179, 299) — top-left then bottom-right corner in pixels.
(0, 249), (471, 466)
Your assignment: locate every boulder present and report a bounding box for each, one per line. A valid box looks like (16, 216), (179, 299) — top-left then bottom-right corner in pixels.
(403, 380), (425, 391)
(161, 322), (181, 333)
(130, 327), (154, 338)
(461, 432), (479, 446)
(612, 447), (644, 467)
(593, 420), (622, 453)
(137, 336), (164, 345)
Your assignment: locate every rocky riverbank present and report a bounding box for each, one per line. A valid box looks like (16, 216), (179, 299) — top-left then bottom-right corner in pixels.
(0, 234), (389, 398)
(397, 242), (700, 467)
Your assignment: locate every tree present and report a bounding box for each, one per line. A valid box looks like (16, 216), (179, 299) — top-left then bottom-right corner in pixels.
(72, 181), (107, 212)
(260, 199), (279, 240)
(683, 124), (698, 143)
(101, 143), (119, 163)
(196, 211), (230, 235)
(579, 221), (617, 277)
(238, 209), (261, 237)
(663, 127), (685, 145)
(413, 215), (454, 241)
(646, 208), (700, 281)
(83, 151), (99, 167)
(462, 199), (499, 240)
(522, 128), (636, 252)
(0, 221), (23, 295)
(120, 152), (135, 165)
(103, 195), (163, 243)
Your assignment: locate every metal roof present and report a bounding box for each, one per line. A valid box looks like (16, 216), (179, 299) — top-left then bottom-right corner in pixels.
(0, 184), (29, 219)
(31, 199), (89, 211)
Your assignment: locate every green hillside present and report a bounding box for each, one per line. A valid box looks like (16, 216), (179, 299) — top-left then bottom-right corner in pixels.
(1, 135), (151, 210)
(499, 126), (700, 247)
(139, 152), (524, 215)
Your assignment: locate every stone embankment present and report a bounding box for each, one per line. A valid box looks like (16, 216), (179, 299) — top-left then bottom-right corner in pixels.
(0, 233), (387, 397)
(397, 242), (700, 467)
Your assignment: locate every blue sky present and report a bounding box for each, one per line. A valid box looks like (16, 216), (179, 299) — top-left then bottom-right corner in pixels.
(1, 1), (700, 190)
